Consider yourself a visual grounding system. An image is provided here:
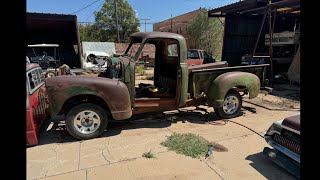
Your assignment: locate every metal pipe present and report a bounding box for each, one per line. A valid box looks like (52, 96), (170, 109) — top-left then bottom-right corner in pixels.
(250, 7), (268, 65)
(114, 0), (120, 43)
(268, 1), (274, 87)
(170, 14), (173, 32)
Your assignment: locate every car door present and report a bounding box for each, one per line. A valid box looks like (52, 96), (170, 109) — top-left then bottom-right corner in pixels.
(26, 67), (48, 145)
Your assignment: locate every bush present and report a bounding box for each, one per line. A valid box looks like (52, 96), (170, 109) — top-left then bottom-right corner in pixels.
(136, 65), (146, 76)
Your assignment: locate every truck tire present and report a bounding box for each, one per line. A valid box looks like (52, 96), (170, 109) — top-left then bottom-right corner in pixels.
(65, 103), (108, 140)
(214, 89), (242, 119)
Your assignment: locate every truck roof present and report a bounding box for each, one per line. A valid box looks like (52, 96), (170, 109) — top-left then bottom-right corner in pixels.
(131, 32), (185, 42)
(26, 63), (40, 72)
(28, 44), (59, 47)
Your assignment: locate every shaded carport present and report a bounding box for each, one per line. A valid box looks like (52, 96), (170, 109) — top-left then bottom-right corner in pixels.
(208, 0), (300, 84)
(27, 12), (82, 68)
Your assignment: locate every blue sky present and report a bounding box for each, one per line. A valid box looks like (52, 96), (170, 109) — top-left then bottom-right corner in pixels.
(27, 0), (238, 32)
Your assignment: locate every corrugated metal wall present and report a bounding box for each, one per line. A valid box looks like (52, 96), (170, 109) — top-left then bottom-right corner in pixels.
(82, 42), (116, 57)
(222, 14), (268, 66)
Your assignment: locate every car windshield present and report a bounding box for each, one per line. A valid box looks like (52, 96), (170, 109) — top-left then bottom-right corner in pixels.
(27, 47), (56, 58)
(187, 50), (199, 59)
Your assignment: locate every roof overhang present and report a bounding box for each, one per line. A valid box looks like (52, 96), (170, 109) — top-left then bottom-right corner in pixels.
(208, 0), (300, 17)
(28, 44), (59, 47)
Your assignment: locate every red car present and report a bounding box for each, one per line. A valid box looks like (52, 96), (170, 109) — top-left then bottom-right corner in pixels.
(187, 49), (214, 66)
(26, 63), (48, 146)
(187, 49), (204, 66)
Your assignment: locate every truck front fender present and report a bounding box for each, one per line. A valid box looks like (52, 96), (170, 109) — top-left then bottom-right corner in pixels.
(46, 76), (132, 120)
(207, 72), (260, 107)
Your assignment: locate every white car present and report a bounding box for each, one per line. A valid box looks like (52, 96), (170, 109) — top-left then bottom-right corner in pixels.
(83, 51), (110, 69)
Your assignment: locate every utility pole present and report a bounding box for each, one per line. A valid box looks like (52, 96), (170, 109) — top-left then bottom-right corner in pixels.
(114, 0), (120, 43)
(170, 14), (173, 32)
(140, 18), (150, 32)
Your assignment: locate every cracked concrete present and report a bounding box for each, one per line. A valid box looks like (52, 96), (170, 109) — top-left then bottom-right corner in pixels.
(86, 151), (223, 180)
(28, 94), (299, 180)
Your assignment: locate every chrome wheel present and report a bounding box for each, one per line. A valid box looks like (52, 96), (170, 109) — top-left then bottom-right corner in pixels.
(46, 72), (55, 78)
(222, 95), (239, 115)
(73, 110), (101, 134)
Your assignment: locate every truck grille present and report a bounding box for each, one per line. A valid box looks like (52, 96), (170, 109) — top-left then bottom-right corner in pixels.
(273, 134), (300, 154)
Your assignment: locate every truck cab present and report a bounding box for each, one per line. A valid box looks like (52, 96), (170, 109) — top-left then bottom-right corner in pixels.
(124, 32), (189, 113)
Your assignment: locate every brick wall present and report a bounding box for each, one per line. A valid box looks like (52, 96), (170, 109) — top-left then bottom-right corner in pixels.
(115, 43), (155, 66)
(153, 9), (201, 49)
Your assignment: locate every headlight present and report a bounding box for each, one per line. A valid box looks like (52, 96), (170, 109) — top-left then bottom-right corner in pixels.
(266, 122), (282, 136)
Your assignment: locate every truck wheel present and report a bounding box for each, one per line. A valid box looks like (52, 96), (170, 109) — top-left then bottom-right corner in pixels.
(65, 103), (108, 140)
(214, 89), (242, 119)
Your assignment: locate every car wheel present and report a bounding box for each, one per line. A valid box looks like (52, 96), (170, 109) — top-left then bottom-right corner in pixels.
(65, 103), (108, 140)
(214, 89), (242, 119)
(46, 71), (56, 78)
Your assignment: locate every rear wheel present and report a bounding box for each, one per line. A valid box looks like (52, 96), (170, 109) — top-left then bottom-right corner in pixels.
(214, 89), (242, 119)
(65, 103), (108, 140)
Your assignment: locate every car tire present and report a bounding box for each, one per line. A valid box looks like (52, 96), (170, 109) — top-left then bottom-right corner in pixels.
(214, 89), (242, 119)
(65, 103), (108, 140)
(46, 71), (56, 78)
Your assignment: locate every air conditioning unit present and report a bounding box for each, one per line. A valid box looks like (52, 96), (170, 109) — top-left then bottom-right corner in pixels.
(265, 31), (300, 46)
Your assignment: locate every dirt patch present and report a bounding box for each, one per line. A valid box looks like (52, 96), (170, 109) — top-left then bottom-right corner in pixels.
(245, 94), (300, 110)
(270, 83), (300, 101)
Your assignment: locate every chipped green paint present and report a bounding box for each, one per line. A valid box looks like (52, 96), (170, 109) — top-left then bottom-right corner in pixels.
(188, 64), (267, 108)
(179, 63), (189, 107)
(207, 72), (260, 107)
(178, 37), (188, 107)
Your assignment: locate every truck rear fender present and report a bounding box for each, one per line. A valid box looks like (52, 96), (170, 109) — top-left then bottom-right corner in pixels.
(207, 72), (260, 107)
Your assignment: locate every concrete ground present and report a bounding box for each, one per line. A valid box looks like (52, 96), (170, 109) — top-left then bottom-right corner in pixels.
(27, 89), (300, 180)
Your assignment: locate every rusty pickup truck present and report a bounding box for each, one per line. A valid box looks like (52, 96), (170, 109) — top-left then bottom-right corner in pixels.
(46, 32), (270, 140)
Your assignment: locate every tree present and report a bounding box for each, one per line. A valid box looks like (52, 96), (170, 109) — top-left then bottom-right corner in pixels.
(78, 23), (101, 42)
(93, 0), (140, 42)
(187, 8), (224, 60)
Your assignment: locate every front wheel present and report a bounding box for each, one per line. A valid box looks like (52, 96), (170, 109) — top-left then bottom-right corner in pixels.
(214, 89), (242, 119)
(65, 103), (108, 140)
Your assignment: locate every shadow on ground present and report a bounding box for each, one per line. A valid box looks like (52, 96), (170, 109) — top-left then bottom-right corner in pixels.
(246, 152), (297, 180)
(36, 107), (248, 146)
(269, 83), (300, 101)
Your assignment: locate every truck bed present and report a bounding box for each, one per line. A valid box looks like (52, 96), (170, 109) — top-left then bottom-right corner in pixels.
(188, 64), (269, 97)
